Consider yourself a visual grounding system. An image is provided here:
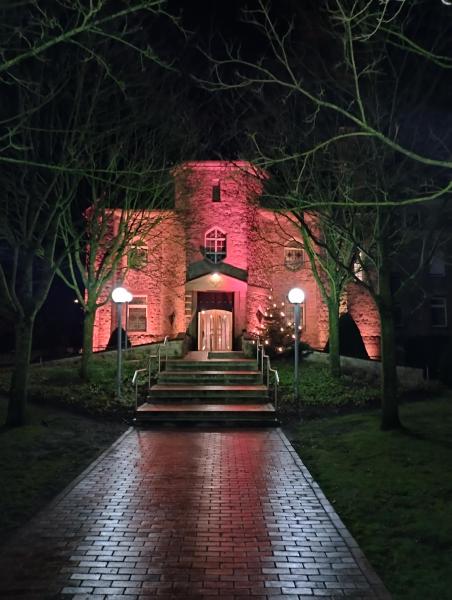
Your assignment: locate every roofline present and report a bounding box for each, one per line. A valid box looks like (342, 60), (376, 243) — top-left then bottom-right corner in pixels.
(172, 160), (268, 179)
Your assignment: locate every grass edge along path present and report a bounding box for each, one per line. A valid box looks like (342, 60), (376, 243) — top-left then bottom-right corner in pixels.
(0, 396), (127, 542)
(292, 395), (452, 600)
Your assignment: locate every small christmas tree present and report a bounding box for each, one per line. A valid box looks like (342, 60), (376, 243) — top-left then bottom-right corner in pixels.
(256, 291), (301, 356)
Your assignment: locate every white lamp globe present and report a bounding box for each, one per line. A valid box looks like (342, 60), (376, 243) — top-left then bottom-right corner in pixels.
(288, 287), (305, 304)
(112, 286), (131, 303)
(124, 290), (133, 303)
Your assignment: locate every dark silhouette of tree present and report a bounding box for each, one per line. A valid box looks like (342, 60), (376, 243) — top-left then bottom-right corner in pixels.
(0, 0), (179, 426)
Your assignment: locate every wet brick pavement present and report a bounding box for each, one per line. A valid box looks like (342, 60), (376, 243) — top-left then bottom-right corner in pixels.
(0, 428), (390, 599)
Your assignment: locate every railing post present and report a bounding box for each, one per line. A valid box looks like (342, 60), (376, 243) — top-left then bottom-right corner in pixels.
(148, 358), (152, 388)
(132, 368), (147, 412)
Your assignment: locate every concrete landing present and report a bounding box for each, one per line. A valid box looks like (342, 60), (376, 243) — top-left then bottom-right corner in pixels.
(184, 351), (209, 360)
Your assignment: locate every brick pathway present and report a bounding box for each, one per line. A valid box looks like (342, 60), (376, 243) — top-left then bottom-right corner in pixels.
(0, 428), (390, 599)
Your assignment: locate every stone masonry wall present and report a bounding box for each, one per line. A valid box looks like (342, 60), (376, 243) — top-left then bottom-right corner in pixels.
(93, 212), (186, 350)
(174, 161), (263, 273)
(347, 283), (381, 359)
(247, 210), (328, 350)
(92, 161), (381, 356)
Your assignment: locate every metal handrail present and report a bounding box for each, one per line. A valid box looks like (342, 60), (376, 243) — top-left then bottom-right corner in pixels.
(158, 335), (169, 372)
(132, 368), (147, 411)
(149, 335), (170, 375)
(133, 337), (171, 412)
(256, 339), (279, 409)
(269, 366), (279, 410)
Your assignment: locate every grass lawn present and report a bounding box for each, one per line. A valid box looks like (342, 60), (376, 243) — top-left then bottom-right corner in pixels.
(292, 395), (452, 600)
(0, 352), (144, 418)
(275, 358), (381, 411)
(0, 395), (126, 541)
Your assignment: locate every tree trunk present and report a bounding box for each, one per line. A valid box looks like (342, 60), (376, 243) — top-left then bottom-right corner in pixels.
(6, 315), (34, 427)
(327, 298), (341, 378)
(376, 226), (402, 431)
(80, 309), (96, 381)
(378, 296), (401, 431)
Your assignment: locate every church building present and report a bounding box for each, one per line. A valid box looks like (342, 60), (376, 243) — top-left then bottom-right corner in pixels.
(92, 161), (381, 358)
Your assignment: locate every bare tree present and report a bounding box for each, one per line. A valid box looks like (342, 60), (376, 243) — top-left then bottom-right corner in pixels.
(207, 0), (452, 192)
(59, 173), (170, 381)
(0, 1), (178, 426)
(281, 138), (444, 429)
(204, 0), (452, 429)
(293, 170), (356, 379)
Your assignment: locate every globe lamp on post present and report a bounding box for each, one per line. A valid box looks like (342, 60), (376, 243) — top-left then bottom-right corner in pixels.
(112, 286), (132, 399)
(288, 287), (305, 410)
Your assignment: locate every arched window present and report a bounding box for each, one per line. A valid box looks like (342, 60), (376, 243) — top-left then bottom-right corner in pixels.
(205, 228), (227, 263)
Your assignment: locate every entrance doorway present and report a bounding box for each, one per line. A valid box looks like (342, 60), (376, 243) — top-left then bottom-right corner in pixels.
(198, 309), (233, 351)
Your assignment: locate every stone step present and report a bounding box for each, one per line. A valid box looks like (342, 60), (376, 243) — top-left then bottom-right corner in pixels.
(149, 384), (269, 402)
(165, 359), (257, 371)
(207, 351), (246, 359)
(158, 370), (263, 385)
(134, 402), (278, 426)
(135, 353), (273, 427)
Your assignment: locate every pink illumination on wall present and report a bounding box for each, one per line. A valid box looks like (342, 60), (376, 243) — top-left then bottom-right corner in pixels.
(92, 160), (382, 357)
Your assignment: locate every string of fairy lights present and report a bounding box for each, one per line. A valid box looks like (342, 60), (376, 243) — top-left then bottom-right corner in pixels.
(256, 290), (303, 354)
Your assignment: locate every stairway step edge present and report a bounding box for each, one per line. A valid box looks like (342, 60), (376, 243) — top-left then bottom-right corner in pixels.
(160, 370), (261, 375)
(151, 385), (267, 391)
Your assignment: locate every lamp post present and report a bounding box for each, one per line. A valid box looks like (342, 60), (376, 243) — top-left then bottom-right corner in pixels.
(123, 290), (133, 350)
(112, 286), (132, 399)
(288, 287), (305, 410)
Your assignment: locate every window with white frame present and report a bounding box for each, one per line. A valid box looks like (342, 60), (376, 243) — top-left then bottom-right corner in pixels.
(430, 296), (447, 328)
(284, 299), (306, 331)
(127, 296), (147, 331)
(284, 242), (303, 271)
(429, 251), (446, 277)
(205, 228), (226, 263)
(128, 241), (148, 270)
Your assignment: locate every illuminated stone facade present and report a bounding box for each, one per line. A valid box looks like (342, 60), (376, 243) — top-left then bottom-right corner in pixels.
(93, 161), (381, 358)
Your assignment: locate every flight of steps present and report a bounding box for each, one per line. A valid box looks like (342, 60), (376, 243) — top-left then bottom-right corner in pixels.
(134, 351), (278, 426)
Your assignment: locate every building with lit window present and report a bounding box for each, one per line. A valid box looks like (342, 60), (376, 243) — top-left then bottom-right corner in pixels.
(93, 161), (381, 357)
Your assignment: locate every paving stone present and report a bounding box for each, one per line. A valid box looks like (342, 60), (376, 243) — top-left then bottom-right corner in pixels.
(0, 428), (389, 599)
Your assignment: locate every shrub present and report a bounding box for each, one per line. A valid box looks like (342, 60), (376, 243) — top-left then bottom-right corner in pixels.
(0, 354), (142, 420)
(274, 360), (380, 415)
